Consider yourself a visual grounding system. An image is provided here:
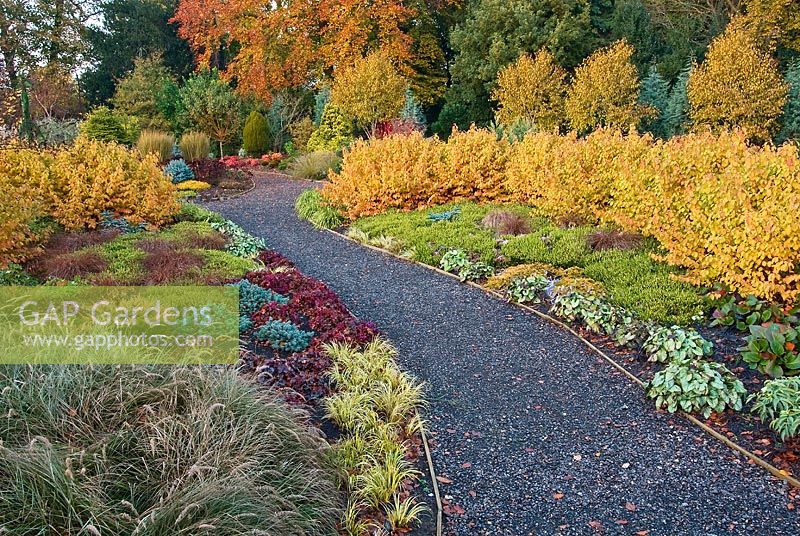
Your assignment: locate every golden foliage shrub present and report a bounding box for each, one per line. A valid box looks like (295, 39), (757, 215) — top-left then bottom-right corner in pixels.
(324, 133), (444, 218)
(48, 138), (179, 231)
(435, 128), (510, 203)
(0, 148), (53, 264)
(505, 129), (649, 221)
(326, 127), (800, 301)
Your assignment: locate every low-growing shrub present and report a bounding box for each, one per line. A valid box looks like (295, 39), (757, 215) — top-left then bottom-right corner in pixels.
(750, 377), (800, 440)
(507, 275), (550, 303)
(231, 279), (289, 315)
(254, 319), (315, 352)
(187, 157), (227, 184)
(439, 249), (494, 282)
(179, 131), (211, 161)
(210, 220), (267, 258)
(136, 129), (174, 162)
(289, 151), (342, 181)
(163, 158), (195, 183)
(642, 325), (714, 363)
(0, 365), (341, 535)
(646, 358), (746, 418)
(175, 180), (211, 191)
(80, 106), (140, 145)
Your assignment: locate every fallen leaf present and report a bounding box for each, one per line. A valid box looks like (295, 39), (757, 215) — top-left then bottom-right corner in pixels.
(553, 492), (564, 500)
(616, 519), (629, 525)
(461, 462), (472, 468)
(436, 476), (453, 484)
(625, 502), (637, 512)
(573, 454), (582, 461)
(636, 530), (650, 535)
(468, 490), (477, 497)
(588, 520), (604, 533)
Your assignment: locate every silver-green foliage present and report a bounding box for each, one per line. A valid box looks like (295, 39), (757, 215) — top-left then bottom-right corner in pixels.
(642, 325), (713, 363)
(750, 377), (800, 440)
(550, 291), (645, 347)
(646, 358), (746, 418)
(507, 275), (550, 304)
(439, 249), (494, 282)
(210, 220), (267, 258)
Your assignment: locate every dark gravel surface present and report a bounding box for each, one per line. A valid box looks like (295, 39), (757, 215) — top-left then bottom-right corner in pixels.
(208, 174), (800, 536)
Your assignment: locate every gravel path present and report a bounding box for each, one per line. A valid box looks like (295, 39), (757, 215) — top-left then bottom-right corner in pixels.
(209, 174), (800, 536)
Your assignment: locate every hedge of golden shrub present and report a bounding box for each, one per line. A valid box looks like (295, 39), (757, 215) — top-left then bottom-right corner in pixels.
(325, 128), (510, 218)
(0, 148), (53, 263)
(0, 138), (179, 265)
(324, 128), (800, 302)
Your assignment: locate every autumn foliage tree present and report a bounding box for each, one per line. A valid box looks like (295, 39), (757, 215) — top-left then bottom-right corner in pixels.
(687, 19), (788, 142)
(330, 51), (407, 136)
(492, 50), (567, 132)
(171, 0), (440, 102)
(565, 40), (648, 133)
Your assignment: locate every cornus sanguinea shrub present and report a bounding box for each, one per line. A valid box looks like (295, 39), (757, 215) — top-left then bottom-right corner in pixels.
(325, 128), (800, 303)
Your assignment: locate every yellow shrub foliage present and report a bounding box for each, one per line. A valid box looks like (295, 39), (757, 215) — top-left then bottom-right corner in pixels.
(325, 128), (800, 302)
(565, 40), (647, 132)
(48, 138), (179, 231)
(492, 50), (567, 131)
(687, 19), (788, 142)
(324, 133), (444, 218)
(0, 148), (52, 263)
(434, 128), (510, 203)
(0, 138), (179, 265)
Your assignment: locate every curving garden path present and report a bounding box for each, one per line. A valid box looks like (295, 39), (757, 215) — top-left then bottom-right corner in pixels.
(209, 174), (800, 536)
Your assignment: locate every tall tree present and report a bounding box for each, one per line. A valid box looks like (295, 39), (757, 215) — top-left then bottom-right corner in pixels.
(0, 0), (34, 87)
(179, 69), (242, 156)
(687, 18), (788, 142)
(171, 0), (458, 103)
(82, 0), (193, 105)
(565, 40), (648, 132)
(111, 55), (174, 129)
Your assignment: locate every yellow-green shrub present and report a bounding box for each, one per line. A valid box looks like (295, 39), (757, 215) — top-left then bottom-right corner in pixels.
(506, 129), (649, 221)
(0, 148), (52, 264)
(326, 127), (800, 302)
(435, 128), (510, 204)
(48, 138), (179, 231)
(324, 133), (444, 218)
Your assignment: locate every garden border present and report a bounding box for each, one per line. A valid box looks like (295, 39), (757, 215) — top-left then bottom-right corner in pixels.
(196, 174), (257, 202)
(323, 226), (800, 491)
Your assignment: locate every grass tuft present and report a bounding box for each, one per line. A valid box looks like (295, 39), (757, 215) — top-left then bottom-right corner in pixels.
(0, 365), (342, 534)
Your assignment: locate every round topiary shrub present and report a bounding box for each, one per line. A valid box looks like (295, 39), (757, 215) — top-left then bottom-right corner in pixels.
(243, 111), (270, 156)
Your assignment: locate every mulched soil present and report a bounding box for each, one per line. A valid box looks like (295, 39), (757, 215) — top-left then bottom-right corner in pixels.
(207, 172), (800, 536)
(193, 170), (255, 202)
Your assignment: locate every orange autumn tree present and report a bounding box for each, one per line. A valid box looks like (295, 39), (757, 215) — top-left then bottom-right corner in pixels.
(171, 0), (441, 101)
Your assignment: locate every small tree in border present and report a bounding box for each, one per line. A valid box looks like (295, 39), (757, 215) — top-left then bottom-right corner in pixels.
(179, 70), (242, 157)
